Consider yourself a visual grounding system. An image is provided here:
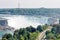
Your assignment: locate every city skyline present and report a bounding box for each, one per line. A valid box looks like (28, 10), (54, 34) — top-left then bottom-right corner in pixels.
(0, 0), (60, 8)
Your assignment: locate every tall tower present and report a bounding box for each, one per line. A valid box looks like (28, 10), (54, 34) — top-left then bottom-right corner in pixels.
(18, 0), (20, 13)
(18, 0), (20, 8)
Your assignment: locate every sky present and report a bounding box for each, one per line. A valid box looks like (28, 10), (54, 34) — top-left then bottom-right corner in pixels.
(0, 0), (60, 8)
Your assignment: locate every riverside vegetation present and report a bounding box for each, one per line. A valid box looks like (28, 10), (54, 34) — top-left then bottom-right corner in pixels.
(2, 24), (48, 40)
(45, 24), (60, 40)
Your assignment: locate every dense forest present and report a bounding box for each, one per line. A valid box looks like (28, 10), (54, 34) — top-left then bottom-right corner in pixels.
(45, 24), (60, 40)
(2, 24), (60, 40)
(2, 24), (48, 40)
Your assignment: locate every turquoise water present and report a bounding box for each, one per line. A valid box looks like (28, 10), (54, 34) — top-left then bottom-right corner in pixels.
(0, 30), (13, 38)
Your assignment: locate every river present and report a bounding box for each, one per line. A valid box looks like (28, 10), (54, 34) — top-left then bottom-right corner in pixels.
(1, 15), (49, 29)
(0, 14), (49, 38)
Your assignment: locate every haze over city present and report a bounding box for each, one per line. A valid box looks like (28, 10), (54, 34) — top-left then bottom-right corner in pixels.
(0, 0), (60, 8)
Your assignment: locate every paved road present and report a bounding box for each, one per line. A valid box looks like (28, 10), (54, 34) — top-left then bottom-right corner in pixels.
(36, 26), (52, 40)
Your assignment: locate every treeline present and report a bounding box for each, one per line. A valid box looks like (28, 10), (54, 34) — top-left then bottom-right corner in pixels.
(2, 24), (48, 40)
(0, 8), (60, 17)
(45, 24), (60, 40)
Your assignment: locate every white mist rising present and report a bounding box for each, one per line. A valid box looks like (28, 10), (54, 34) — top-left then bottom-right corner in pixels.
(3, 15), (48, 29)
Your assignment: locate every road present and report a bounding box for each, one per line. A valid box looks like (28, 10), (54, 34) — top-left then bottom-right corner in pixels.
(36, 26), (52, 40)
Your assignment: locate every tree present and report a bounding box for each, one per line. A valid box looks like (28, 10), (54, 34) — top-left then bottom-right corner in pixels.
(14, 29), (20, 40)
(37, 25), (43, 32)
(2, 38), (7, 40)
(26, 26), (36, 32)
(46, 33), (55, 39)
(55, 34), (60, 39)
(2, 25), (40, 40)
(46, 31), (51, 35)
(42, 24), (48, 30)
(51, 28), (57, 34)
(45, 24), (60, 40)
(2, 34), (12, 39)
(19, 35), (25, 40)
(51, 24), (60, 34)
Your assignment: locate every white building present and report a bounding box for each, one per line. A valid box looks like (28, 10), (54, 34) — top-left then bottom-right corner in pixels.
(0, 18), (8, 26)
(0, 18), (14, 31)
(48, 17), (59, 25)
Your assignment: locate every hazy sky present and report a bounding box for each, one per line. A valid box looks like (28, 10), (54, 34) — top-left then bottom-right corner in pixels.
(0, 0), (60, 8)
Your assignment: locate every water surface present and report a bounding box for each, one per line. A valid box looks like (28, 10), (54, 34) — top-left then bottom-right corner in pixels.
(1, 15), (49, 29)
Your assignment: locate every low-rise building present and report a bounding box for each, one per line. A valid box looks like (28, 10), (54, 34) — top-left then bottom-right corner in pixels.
(48, 17), (59, 25)
(0, 18), (14, 39)
(0, 18), (14, 30)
